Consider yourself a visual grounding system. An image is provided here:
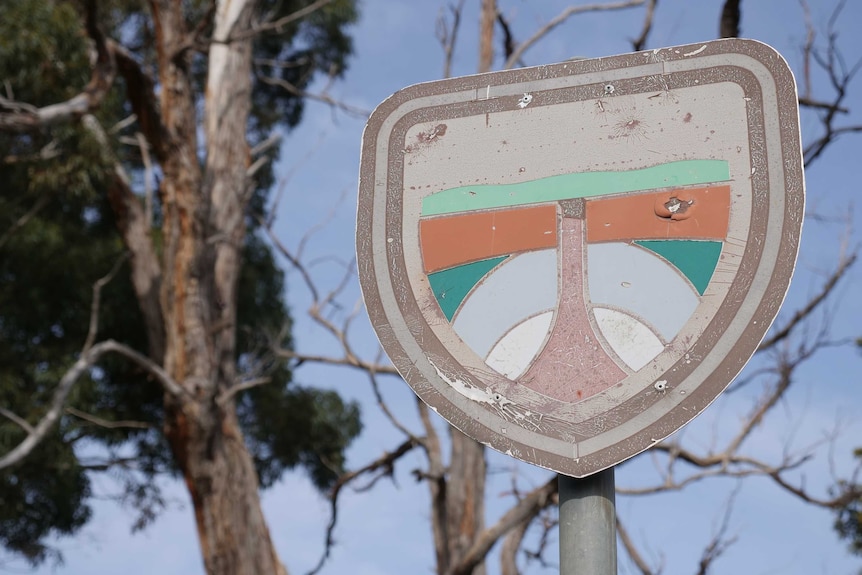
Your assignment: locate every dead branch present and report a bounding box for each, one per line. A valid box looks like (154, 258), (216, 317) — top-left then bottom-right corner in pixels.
(0, 339), (183, 470)
(0, 195), (49, 251)
(757, 251), (856, 352)
(111, 41), (168, 163)
(496, 11), (516, 65)
(83, 115), (165, 360)
(1, 140), (61, 165)
(499, 515), (531, 575)
(258, 73), (370, 119)
(65, 406), (152, 430)
(366, 357), (422, 440)
(416, 398), (450, 572)
(0, 2), (115, 132)
(305, 437), (423, 575)
(83, 253), (130, 353)
(503, 0), (646, 70)
(228, 0), (335, 43)
(799, 2), (862, 166)
(695, 488), (740, 575)
(479, 0), (497, 74)
(436, 0), (466, 79)
(216, 377), (272, 405)
(631, 0), (658, 51)
(616, 516), (657, 575)
(719, 0), (741, 39)
(520, 508), (559, 571)
(450, 476), (557, 575)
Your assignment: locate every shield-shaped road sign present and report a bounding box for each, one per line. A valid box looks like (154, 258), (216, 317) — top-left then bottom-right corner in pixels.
(357, 39), (804, 477)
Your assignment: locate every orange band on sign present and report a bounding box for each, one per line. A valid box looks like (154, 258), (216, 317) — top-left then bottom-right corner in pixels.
(420, 204), (558, 273)
(585, 185), (731, 242)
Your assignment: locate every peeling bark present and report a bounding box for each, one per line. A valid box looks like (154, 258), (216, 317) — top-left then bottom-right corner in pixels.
(148, 0), (286, 572)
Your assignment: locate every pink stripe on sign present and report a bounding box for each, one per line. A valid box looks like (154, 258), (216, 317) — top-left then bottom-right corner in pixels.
(518, 217), (626, 403)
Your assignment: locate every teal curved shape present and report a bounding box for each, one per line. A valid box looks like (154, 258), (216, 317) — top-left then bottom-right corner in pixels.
(428, 256), (508, 321)
(634, 240), (723, 295)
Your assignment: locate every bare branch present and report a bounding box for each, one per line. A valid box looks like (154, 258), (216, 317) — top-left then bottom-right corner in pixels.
(719, 0), (741, 39)
(1, 139), (61, 165)
(500, 515), (531, 575)
(305, 437), (422, 575)
(478, 0), (496, 74)
(84, 253), (130, 353)
(616, 516), (656, 575)
(229, 0), (335, 43)
(112, 41), (168, 163)
(216, 377), (272, 405)
(631, 0), (658, 51)
(257, 74), (370, 118)
(135, 132), (155, 228)
(0, 407), (35, 435)
(799, 4), (862, 166)
(436, 0), (467, 79)
(0, 36), (115, 131)
(0, 195), (49, 251)
(451, 476), (557, 575)
(416, 398), (450, 572)
(757, 251), (856, 352)
(366, 355), (421, 439)
(503, 1), (645, 70)
(65, 406), (152, 430)
(0, 339), (183, 470)
(695, 488), (740, 575)
(83, 116), (165, 360)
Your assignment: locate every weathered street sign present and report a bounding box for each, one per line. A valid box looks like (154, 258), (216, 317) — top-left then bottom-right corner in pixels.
(357, 39), (804, 477)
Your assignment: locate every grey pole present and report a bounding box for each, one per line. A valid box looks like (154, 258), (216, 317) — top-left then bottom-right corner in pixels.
(558, 468), (617, 575)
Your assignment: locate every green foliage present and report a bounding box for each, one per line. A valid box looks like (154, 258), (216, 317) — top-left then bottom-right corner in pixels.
(835, 453), (862, 556)
(0, 0), (360, 565)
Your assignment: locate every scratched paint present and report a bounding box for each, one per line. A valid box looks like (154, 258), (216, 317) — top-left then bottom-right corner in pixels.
(588, 242), (699, 341)
(485, 311), (554, 379)
(358, 39), (804, 478)
(593, 307), (665, 371)
(451, 249), (557, 358)
(519, 218), (627, 402)
(420, 204), (557, 273)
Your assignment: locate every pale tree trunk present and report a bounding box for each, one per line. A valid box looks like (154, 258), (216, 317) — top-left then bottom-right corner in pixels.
(143, 1), (287, 574)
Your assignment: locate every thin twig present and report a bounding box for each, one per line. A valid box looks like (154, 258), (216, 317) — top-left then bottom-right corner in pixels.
(631, 0), (658, 51)
(503, 0), (645, 69)
(84, 253), (130, 353)
(757, 252), (856, 352)
(0, 339), (183, 470)
(305, 437), (422, 575)
(65, 406), (152, 430)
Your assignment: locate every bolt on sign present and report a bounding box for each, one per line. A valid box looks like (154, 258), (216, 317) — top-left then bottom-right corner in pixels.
(357, 39), (804, 477)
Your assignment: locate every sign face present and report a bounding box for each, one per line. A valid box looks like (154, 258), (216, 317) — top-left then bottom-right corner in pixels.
(357, 39), (804, 477)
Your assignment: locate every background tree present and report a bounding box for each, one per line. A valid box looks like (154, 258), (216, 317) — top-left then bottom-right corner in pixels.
(0, 0), (361, 573)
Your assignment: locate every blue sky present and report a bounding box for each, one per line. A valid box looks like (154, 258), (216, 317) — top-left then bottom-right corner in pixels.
(17, 1), (862, 574)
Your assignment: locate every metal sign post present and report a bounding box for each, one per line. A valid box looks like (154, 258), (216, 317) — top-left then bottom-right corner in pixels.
(356, 38), (803, 575)
(559, 470), (617, 575)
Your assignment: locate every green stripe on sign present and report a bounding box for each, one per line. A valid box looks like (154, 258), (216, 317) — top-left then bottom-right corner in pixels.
(421, 160), (730, 216)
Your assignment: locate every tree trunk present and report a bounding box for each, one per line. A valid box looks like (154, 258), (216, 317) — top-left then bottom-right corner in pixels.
(446, 429), (487, 575)
(142, 1), (287, 573)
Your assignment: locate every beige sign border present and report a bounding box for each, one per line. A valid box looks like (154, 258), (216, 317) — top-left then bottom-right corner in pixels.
(357, 39), (804, 477)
